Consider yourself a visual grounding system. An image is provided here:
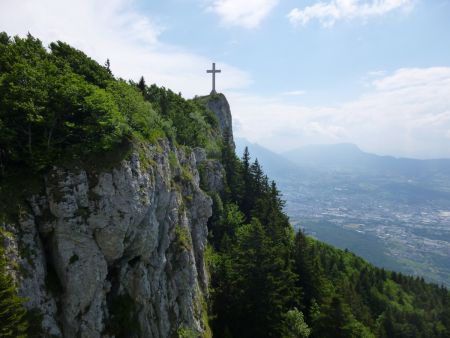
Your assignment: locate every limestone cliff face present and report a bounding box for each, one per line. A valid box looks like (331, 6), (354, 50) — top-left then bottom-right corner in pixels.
(1, 95), (232, 337)
(204, 94), (235, 150)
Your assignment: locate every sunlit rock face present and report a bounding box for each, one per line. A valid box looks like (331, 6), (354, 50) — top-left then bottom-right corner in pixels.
(5, 137), (226, 337)
(205, 93), (235, 150)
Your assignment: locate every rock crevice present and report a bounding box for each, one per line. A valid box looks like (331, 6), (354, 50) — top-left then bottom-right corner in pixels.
(5, 138), (222, 337)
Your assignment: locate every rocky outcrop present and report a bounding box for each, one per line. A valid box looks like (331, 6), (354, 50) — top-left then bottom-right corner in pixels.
(194, 147), (225, 194)
(3, 138), (223, 337)
(204, 94), (235, 150)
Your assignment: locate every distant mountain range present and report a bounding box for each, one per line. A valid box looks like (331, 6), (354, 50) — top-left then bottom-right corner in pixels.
(283, 143), (450, 179)
(235, 138), (450, 286)
(237, 138), (450, 181)
(235, 139), (306, 179)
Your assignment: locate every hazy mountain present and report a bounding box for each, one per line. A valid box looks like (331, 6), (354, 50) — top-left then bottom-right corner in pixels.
(235, 137), (309, 180)
(283, 143), (450, 180)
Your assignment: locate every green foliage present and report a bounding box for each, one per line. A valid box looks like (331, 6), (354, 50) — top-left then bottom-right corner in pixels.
(281, 308), (311, 338)
(209, 150), (301, 337)
(212, 217), (299, 337)
(142, 84), (218, 148)
(49, 40), (113, 88)
(106, 80), (167, 143)
(0, 34), (126, 172)
(205, 139), (222, 159)
(169, 151), (179, 171)
(175, 225), (192, 251)
(0, 247), (28, 337)
(181, 166), (194, 182)
(293, 232), (450, 338)
(0, 32), (221, 179)
(177, 326), (197, 338)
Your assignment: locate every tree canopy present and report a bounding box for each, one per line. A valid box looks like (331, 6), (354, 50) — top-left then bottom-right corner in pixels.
(0, 33), (220, 175)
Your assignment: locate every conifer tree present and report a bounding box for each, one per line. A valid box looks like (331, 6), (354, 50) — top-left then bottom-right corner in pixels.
(138, 76), (146, 94)
(241, 147), (253, 221)
(0, 249), (28, 337)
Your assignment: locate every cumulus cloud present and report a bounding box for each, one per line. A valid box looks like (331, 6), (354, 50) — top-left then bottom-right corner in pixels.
(0, 0), (251, 97)
(288, 0), (414, 27)
(208, 0), (279, 28)
(231, 67), (450, 159)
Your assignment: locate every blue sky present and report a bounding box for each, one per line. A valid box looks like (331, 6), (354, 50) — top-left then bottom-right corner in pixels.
(1, 0), (450, 158)
(142, 0), (450, 102)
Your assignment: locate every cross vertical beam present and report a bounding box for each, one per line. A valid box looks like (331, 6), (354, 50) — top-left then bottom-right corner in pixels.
(206, 62), (221, 94)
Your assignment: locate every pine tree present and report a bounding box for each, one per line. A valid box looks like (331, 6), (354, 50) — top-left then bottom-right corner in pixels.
(314, 296), (356, 338)
(138, 76), (146, 94)
(221, 130), (242, 204)
(241, 147), (253, 221)
(250, 159), (264, 196)
(0, 249), (28, 337)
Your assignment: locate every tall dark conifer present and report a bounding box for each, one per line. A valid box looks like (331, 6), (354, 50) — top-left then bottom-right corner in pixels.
(241, 147), (253, 221)
(137, 76), (146, 94)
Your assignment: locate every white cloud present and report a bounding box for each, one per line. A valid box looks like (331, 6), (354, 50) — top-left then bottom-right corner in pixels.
(0, 0), (251, 97)
(288, 0), (414, 27)
(231, 67), (450, 159)
(208, 0), (279, 28)
(372, 67), (450, 91)
(282, 90), (306, 96)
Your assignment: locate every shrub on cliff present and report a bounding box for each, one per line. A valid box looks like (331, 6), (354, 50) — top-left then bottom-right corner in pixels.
(0, 247), (28, 337)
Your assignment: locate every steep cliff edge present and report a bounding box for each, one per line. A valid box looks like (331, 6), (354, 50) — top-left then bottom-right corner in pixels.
(198, 94), (235, 150)
(1, 94), (231, 337)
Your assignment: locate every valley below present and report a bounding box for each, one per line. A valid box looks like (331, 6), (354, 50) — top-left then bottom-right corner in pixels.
(237, 139), (450, 287)
(283, 178), (450, 287)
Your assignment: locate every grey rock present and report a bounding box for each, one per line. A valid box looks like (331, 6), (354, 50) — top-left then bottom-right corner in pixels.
(205, 94), (235, 149)
(193, 147), (207, 165)
(201, 160), (225, 193)
(4, 138), (224, 338)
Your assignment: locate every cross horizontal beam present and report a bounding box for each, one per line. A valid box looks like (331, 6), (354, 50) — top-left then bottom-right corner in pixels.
(206, 62), (221, 94)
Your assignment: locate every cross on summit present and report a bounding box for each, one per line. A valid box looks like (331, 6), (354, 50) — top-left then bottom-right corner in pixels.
(207, 62), (221, 94)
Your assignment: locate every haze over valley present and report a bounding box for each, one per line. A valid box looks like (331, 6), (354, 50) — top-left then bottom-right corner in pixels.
(237, 138), (450, 286)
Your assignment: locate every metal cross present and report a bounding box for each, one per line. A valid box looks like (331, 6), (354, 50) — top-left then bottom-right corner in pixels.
(206, 62), (221, 94)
